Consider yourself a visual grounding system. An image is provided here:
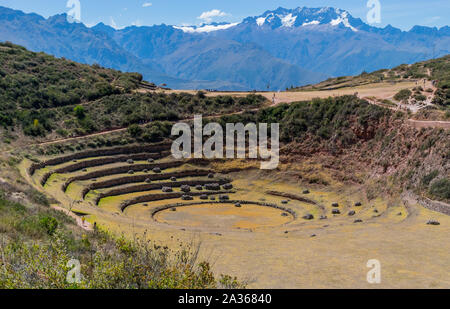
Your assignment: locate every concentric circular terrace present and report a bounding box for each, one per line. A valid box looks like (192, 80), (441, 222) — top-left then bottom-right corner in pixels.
(20, 141), (450, 288)
(24, 142), (408, 233)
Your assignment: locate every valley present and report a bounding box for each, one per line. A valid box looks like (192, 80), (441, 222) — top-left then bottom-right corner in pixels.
(0, 36), (448, 289)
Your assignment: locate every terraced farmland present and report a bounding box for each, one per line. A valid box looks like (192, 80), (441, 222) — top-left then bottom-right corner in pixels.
(21, 142), (450, 288)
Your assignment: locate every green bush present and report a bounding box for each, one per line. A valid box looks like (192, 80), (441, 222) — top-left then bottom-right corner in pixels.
(39, 216), (58, 236)
(26, 189), (50, 206)
(414, 94), (427, 102)
(0, 234), (243, 289)
(422, 170), (439, 186)
(255, 95), (389, 145)
(429, 178), (450, 200)
(74, 105), (85, 119)
(394, 89), (412, 101)
(127, 124), (143, 138)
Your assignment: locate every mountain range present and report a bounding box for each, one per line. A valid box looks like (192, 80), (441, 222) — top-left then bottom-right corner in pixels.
(0, 6), (449, 90)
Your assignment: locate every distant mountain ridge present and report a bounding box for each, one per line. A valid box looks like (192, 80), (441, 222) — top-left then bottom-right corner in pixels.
(0, 6), (449, 90)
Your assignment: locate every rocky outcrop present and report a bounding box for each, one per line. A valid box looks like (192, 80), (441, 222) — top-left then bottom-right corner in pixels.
(418, 196), (450, 216)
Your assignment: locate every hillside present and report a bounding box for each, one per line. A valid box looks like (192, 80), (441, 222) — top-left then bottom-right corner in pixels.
(1, 42), (446, 202)
(294, 54), (449, 94)
(0, 43), (254, 289)
(219, 96), (449, 202)
(290, 54), (450, 120)
(1, 42), (447, 203)
(0, 42), (266, 141)
(0, 42), (140, 137)
(0, 182), (242, 288)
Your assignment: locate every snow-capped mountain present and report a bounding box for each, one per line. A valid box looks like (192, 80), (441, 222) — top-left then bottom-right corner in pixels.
(173, 7), (364, 33)
(0, 6), (449, 90)
(243, 7), (362, 31)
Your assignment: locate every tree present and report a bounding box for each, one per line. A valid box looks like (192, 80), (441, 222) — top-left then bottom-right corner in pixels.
(74, 105), (85, 119)
(128, 124), (143, 138)
(394, 89), (412, 102)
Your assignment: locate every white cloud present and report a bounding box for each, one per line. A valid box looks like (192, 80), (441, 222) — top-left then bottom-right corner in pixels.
(109, 16), (118, 29)
(424, 16), (441, 24)
(132, 19), (143, 27)
(142, 2), (152, 8)
(198, 9), (228, 23)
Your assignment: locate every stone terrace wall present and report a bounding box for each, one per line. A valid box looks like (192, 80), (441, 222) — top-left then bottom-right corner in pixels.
(151, 200), (297, 219)
(60, 159), (208, 190)
(266, 190), (317, 205)
(29, 143), (172, 175)
(94, 178), (230, 204)
(419, 196), (450, 216)
(81, 169), (213, 198)
(119, 191), (234, 212)
(53, 152), (165, 174)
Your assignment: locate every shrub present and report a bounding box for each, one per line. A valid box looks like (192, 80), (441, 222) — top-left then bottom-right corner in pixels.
(0, 189), (243, 289)
(128, 124), (143, 138)
(26, 189), (50, 206)
(394, 89), (412, 102)
(39, 216), (58, 236)
(414, 94), (427, 102)
(74, 105), (85, 119)
(422, 170), (439, 186)
(429, 178), (450, 200)
(0, 233), (243, 289)
(16, 214), (58, 237)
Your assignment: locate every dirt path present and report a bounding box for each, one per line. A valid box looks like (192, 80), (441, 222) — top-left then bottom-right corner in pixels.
(36, 127), (129, 146)
(51, 204), (93, 231)
(407, 119), (450, 129)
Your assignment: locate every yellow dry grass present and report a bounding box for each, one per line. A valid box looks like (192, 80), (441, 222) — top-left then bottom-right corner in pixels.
(155, 203), (292, 230)
(162, 81), (418, 104)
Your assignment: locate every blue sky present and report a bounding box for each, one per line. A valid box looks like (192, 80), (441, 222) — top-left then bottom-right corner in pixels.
(0, 0), (448, 30)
